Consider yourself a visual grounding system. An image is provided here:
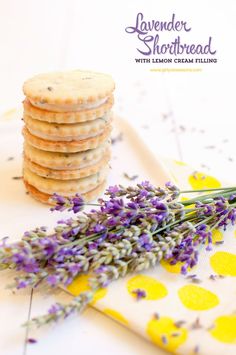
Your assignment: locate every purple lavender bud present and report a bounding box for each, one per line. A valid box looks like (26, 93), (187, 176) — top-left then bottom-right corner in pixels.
(107, 217), (119, 226)
(71, 195), (84, 213)
(70, 227), (80, 236)
(206, 244), (213, 251)
(23, 260), (39, 273)
(127, 202), (138, 210)
(94, 265), (108, 274)
(88, 242), (99, 251)
(106, 185), (120, 197)
(229, 194), (236, 201)
(181, 264), (188, 275)
(17, 280), (28, 289)
(93, 224), (106, 233)
(67, 263), (81, 275)
(140, 181), (153, 189)
(139, 234), (150, 244)
(48, 303), (62, 315)
(12, 253), (25, 264)
(139, 189), (149, 198)
(54, 194), (66, 204)
(47, 275), (58, 286)
(229, 208), (236, 224)
(23, 231), (31, 237)
(132, 288), (146, 300)
(165, 181), (176, 190)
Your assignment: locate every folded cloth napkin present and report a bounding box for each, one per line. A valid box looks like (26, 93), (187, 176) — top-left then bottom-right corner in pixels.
(67, 160), (236, 355)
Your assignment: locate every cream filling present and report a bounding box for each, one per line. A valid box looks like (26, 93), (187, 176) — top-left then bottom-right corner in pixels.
(27, 127), (103, 141)
(24, 112), (111, 138)
(29, 97), (108, 112)
(29, 155), (103, 171)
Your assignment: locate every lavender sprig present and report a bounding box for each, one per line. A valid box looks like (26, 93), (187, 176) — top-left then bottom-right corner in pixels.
(1, 181), (236, 327)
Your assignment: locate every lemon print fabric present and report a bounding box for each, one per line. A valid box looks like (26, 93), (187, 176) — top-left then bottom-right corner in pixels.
(211, 229), (223, 244)
(178, 285), (219, 310)
(210, 251), (236, 276)
(65, 161), (236, 355)
(210, 315), (236, 343)
(103, 308), (129, 326)
(67, 274), (107, 304)
(146, 316), (188, 352)
(174, 160), (187, 166)
(188, 171), (221, 190)
(127, 275), (168, 300)
(160, 259), (193, 274)
(160, 259), (184, 274)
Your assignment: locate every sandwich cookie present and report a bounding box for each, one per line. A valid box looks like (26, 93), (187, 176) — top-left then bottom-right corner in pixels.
(24, 180), (107, 204)
(23, 96), (114, 124)
(23, 70), (115, 112)
(23, 165), (109, 196)
(24, 152), (111, 180)
(23, 125), (112, 153)
(23, 141), (110, 170)
(23, 112), (112, 141)
(22, 69), (115, 204)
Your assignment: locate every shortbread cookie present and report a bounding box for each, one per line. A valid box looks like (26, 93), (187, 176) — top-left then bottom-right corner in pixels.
(24, 141), (110, 170)
(23, 165), (109, 196)
(24, 180), (106, 204)
(23, 70), (115, 112)
(23, 112), (112, 141)
(23, 96), (114, 124)
(23, 125), (112, 153)
(24, 151), (111, 180)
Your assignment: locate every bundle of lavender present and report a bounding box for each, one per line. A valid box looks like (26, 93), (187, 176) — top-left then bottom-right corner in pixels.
(0, 181), (236, 327)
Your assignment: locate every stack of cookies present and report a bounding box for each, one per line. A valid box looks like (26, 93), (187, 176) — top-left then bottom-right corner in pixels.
(22, 70), (114, 204)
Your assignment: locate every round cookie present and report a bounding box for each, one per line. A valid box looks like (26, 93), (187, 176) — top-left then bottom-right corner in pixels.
(23, 70), (115, 112)
(23, 96), (114, 124)
(23, 112), (112, 141)
(23, 165), (109, 196)
(24, 141), (110, 170)
(24, 152), (111, 180)
(24, 180), (107, 204)
(22, 125), (112, 153)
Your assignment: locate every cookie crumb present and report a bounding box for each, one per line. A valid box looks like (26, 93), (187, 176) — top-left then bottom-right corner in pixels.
(12, 176), (23, 180)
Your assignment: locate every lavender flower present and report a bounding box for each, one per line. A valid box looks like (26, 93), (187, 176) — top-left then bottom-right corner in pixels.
(50, 194), (84, 213)
(132, 288), (146, 300)
(1, 182), (236, 328)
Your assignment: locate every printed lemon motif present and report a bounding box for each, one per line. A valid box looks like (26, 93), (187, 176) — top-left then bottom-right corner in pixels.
(188, 172), (221, 190)
(146, 316), (188, 351)
(67, 274), (107, 304)
(160, 259), (191, 274)
(210, 251), (236, 276)
(103, 308), (129, 326)
(181, 197), (189, 202)
(211, 229), (223, 244)
(174, 160), (187, 166)
(234, 230), (236, 238)
(210, 315), (236, 343)
(178, 285), (219, 310)
(127, 275), (168, 300)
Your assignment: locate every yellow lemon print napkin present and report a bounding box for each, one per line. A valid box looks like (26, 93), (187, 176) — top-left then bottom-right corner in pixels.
(68, 160), (236, 355)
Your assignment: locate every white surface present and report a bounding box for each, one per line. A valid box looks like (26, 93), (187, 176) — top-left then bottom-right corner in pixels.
(0, 1), (236, 354)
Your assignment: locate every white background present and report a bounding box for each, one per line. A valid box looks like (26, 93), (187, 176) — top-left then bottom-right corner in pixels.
(0, 0), (236, 354)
